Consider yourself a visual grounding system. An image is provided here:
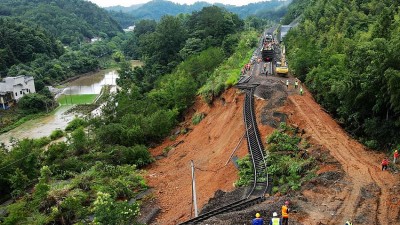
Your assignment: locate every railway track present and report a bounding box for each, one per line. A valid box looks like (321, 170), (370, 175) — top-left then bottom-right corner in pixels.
(242, 87), (269, 199)
(179, 85), (269, 225)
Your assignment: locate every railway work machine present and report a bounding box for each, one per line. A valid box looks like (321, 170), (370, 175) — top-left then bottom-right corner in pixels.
(261, 34), (274, 62)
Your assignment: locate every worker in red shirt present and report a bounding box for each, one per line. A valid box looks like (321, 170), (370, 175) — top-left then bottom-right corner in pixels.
(394, 150), (399, 164)
(382, 157), (389, 171)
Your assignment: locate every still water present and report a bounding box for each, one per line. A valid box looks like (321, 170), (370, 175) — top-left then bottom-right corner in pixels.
(0, 70), (118, 149)
(62, 70), (118, 95)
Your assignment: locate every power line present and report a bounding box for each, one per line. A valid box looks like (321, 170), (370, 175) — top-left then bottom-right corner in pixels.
(0, 154), (32, 171)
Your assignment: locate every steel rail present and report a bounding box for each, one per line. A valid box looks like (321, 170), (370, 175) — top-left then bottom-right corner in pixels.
(179, 31), (272, 225)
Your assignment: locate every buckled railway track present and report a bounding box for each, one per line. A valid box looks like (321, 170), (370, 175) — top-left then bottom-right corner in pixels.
(179, 84), (269, 225)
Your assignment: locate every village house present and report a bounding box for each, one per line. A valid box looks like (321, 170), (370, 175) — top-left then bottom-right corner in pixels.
(0, 76), (36, 109)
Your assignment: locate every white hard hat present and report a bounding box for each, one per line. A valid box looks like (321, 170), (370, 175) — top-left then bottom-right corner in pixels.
(273, 212), (278, 217)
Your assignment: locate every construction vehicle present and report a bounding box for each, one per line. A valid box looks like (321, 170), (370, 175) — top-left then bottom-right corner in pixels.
(276, 58), (288, 76)
(261, 34), (274, 62)
(276, 45), (288, 76)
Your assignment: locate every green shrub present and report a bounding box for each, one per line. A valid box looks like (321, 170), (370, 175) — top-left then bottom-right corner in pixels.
(70, 127), (88, 155)
(169, 135), (177, 141)
(192, 113), (206, 125)
(50, 129), (64, 140)
(235, 156), (253, 187)
(92, 192), (140, 225)
(198, 31), (258, 103)
(236, 123), (316, 194)
(33, 137), (51, 148)
(44, 142), (69, 164)
(3, 201), (28, 225)
(163, 146), (172, 156)
(65, 117), (86, 132)
(364, 139), (378, 149)
(54, 189), (89, 223)
(105, 145), (154, 167)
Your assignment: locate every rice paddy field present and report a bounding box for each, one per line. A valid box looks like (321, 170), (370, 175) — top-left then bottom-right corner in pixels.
(57, 94), (97, 105)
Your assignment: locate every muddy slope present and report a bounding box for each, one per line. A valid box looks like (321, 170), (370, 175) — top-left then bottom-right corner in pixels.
(146, 72), (400, 224)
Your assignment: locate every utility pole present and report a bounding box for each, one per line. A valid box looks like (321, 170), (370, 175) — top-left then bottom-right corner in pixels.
(191, 160), (198, 217)
(69, 86), (73, 104)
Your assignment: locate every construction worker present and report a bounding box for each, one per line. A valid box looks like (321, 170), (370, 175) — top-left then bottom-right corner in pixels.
(300, 86), (303, 95)
(382, 157), (389, 171)
(345, 219), (353, 225)
(252, 212), (264, 225)
(263, 63), (267, 74)
(269, 212), (282, 225)
(281, 201), (289, 225)
(294, 80), (298, 89)
(286, 80), (289, 89)
(394, 150), (399, 164)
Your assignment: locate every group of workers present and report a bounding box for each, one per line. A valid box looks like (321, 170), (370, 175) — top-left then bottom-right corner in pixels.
(251, 201), (289, 225)
(285, 79), (303, 95)
(382, 149), (399, 171)
(252, 201), (354, 224)
(241, 63), (253, 75)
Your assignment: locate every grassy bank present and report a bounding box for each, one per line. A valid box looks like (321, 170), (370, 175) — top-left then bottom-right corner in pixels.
(57, 94), (97, 105)
(0, 113), (46, 134)
(198, 30), (259, 103)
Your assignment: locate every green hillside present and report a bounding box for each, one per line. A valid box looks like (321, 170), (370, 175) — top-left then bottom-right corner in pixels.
(0, 5), (258, 224)
(0, 18), (64, 76)
(0, 0), (122, 44)
(106, 0), (289, 25)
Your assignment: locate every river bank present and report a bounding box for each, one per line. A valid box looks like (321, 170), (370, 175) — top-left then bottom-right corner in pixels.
(0, 69), (119, 149)
(0, 60), (142, 149)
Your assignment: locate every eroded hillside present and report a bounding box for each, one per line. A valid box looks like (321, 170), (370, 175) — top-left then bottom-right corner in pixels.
(145, 69), (400, 224)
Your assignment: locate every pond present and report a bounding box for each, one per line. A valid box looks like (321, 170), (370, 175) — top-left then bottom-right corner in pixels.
(61, 69), (118, 95)
(0, 69), (119, 149)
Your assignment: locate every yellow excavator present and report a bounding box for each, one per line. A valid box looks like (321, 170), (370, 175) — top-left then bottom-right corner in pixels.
(276, 45), (289, 76)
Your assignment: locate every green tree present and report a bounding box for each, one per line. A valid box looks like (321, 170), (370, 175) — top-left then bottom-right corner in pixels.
(70, 127), (88, 155)
(92, 192), (140, 225)
(134, 19), (157, 37)
(8, 168), (29, 199)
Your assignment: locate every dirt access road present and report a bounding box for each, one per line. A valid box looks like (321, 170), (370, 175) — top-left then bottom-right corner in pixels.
(145, 73), (400, 224)
(284, 88), (400, 224)
(145, 36), (399, 224)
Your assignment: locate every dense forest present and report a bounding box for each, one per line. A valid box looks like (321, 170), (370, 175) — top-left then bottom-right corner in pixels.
(284, 0), (400, 148)
(0, 0), (122, 44)
(106, 0), (289, 27)
(0, 18), (64, 77)
(0, 0), (132, 120)
(0, 5), (262, 223)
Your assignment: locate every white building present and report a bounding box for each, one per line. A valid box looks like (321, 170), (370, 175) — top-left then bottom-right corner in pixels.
(0, 76), (36, 109)
(279, 25), (292, 42)
(123, 25), (135, 32)
(90, 37), (102, 43)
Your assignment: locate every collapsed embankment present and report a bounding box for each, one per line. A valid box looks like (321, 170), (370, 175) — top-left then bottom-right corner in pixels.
(144, 74), (400, 225)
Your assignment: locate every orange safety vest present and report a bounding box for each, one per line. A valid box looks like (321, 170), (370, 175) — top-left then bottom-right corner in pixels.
(282, 205), (289, 218)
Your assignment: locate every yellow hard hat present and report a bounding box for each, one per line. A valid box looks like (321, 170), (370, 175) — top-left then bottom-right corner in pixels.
(256, 213), (260, 218)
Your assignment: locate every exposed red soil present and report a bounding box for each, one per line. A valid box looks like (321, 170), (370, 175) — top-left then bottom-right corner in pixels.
(281, 87), (400, 224)
(146, 75), (400, 225)
(146, 88), (273, 224)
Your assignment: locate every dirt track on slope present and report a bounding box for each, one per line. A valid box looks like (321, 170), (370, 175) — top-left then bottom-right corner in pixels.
(145, 76), (400, 225)
(144, 37), (400, 224)
(283, 86), (400, 224)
